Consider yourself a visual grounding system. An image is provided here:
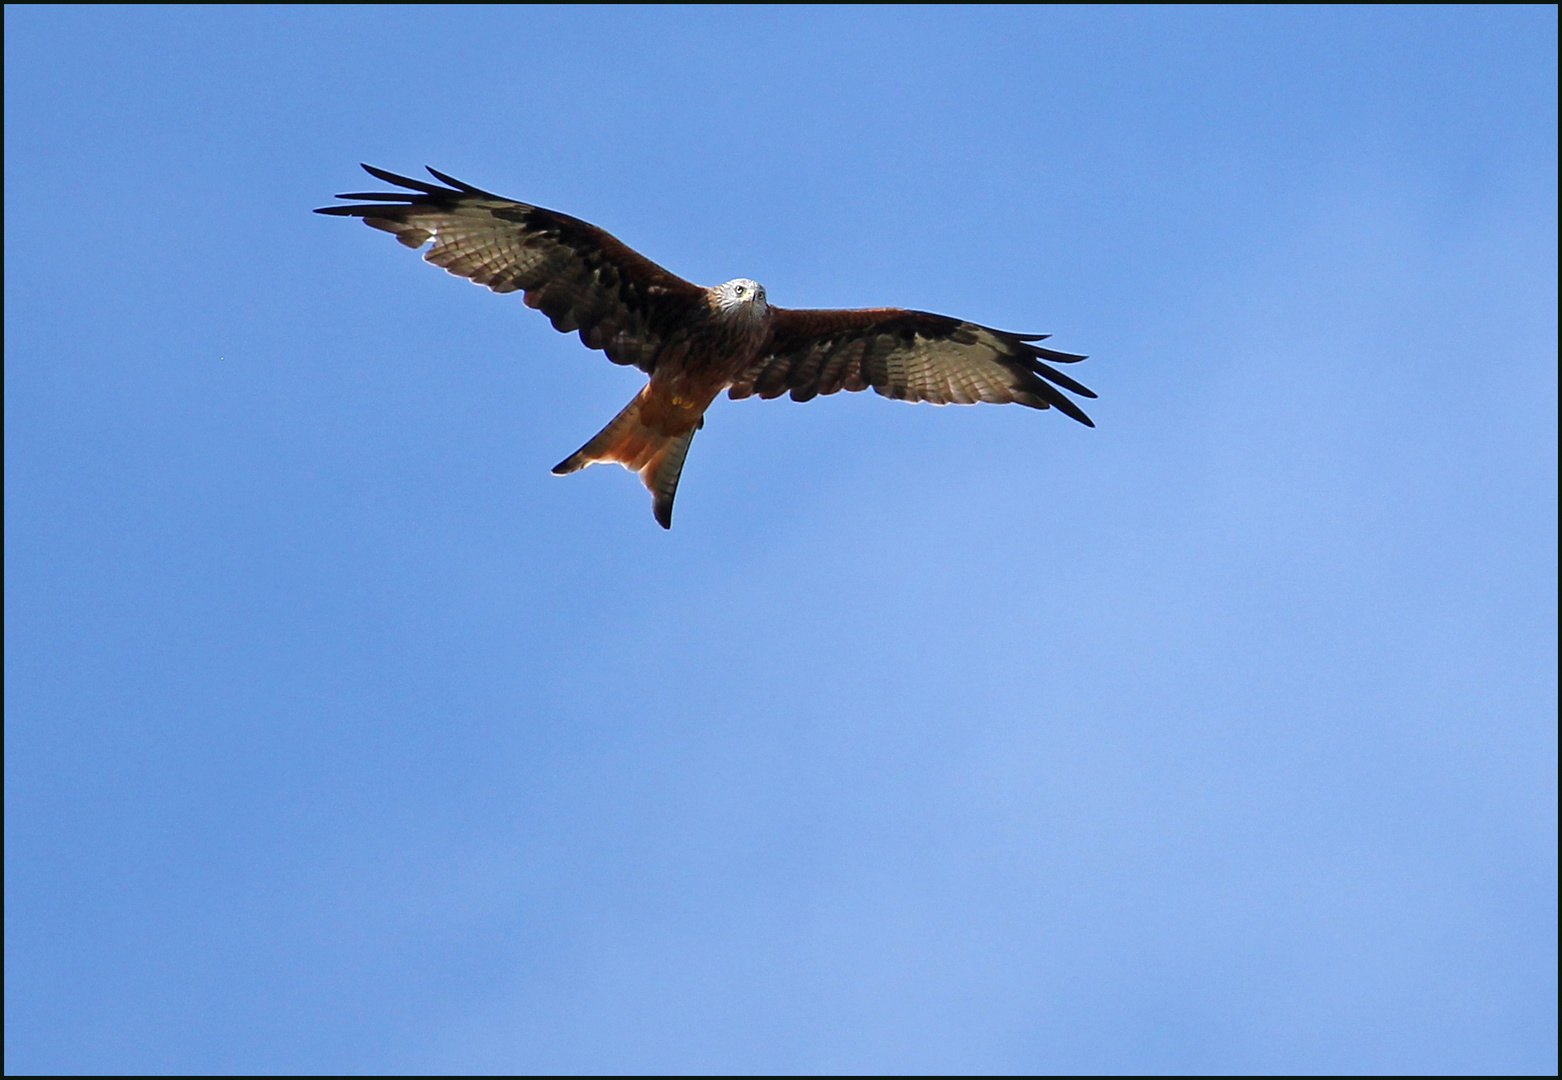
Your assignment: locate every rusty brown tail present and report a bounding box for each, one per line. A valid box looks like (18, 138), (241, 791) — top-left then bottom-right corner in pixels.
(552, 387), (701, 529)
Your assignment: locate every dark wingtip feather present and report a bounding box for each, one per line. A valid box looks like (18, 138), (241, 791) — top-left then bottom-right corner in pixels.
(424, 166), (497, 197)
(1028, 359), (1098, 399)
(1021, 373), (1096, 427)
(334, 191), (423, 201)
(359, 163), (445, 194)
(1052, 399), (1096, 427)
(1049, 394), (1096, 427)
(1027, 344), (1089, 364)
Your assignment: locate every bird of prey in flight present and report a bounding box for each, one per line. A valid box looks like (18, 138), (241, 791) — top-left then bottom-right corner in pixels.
(317, 165), (1094, 528)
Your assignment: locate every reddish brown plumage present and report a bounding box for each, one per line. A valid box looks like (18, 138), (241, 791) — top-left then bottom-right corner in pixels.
(317, 166), (1094, 528)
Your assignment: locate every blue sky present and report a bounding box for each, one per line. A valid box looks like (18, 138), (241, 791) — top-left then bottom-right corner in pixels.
(5, 6), (1555, 1074)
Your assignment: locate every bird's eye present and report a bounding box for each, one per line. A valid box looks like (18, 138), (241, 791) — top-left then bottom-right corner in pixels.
(735, 285), (746, 296)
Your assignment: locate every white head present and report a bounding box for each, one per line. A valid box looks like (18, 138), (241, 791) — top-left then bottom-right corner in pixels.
(713, 278), (769, 319)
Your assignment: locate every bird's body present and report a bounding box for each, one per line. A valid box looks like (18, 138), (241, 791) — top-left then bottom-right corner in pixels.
(550, 278), (775, 519)
(317, 166), (1094, 527)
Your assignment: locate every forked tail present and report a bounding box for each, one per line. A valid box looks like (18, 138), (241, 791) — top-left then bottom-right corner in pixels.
(552, 387), (701, 529)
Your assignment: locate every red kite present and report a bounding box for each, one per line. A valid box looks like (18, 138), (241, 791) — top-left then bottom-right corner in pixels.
(317, 166), (1094, 528)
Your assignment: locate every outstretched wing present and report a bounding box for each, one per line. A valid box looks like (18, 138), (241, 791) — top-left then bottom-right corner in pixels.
(315, 165), (706, 372)
(728, 308), (1096, 426)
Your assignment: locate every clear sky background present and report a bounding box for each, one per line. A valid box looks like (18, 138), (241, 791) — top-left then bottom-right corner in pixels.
(5, 6), (1556, 1075)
